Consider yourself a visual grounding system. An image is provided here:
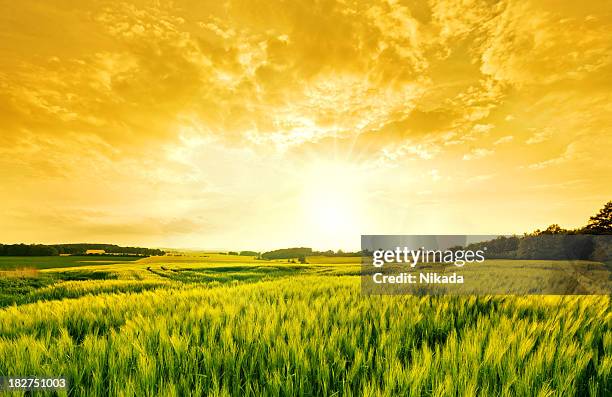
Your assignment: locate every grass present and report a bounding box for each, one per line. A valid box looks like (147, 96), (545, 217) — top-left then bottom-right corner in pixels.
(0, 254), (610, 396)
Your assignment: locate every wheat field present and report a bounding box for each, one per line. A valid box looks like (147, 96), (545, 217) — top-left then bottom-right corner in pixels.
(0, 255), (610, 396)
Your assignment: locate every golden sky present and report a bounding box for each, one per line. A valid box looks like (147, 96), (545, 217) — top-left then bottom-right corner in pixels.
(1, 0), (611, 250)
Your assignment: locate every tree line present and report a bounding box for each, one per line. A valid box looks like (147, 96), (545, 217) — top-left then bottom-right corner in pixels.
(259, 248), (362, 261)
(459, 201), (612, 261)
(0, 243), (165, 257)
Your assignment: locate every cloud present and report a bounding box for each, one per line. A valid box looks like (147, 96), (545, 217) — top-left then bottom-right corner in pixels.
(472, 124), (494, 134)
(0, 0), (498, 156)
(375, 138), (444, 167)
(494, 135), (513, 145)
(528, 142), (581, 169)
(479, 1), (612, 85)
(462, 148), (494, 160)
(526, 129), (553, 144)
(2, 0), (610, 157)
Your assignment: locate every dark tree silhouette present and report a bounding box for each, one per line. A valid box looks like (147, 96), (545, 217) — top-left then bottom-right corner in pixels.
(541, 224), (566, 235)
(585, 201), (612, 234)
(0, 243), (165, 257)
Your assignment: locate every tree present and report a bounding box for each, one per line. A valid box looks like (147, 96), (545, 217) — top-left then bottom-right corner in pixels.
(541, 224), (566, 235)
(261, 247), (313, 260)
(585, 201), (612, 234)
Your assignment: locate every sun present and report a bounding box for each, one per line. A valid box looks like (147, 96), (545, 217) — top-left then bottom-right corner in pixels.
(299, 161), (365, 248)
(306, 189), (357, 234)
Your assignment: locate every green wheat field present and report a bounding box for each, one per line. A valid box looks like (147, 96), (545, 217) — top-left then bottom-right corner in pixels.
(0, 254), (610, 396)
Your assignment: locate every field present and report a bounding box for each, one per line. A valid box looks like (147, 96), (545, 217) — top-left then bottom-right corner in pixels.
(0, 256), (142, 270)
(0, 254), (610, 396)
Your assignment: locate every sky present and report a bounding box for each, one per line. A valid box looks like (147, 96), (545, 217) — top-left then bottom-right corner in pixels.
(1, 0), (611, 251)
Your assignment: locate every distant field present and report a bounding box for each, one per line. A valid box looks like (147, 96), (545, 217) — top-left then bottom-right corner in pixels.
(144, 253), (259, 264)
(0, 255), (143, 270)
(306, 255), (360, 264)
(144, 253), (360, 265)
